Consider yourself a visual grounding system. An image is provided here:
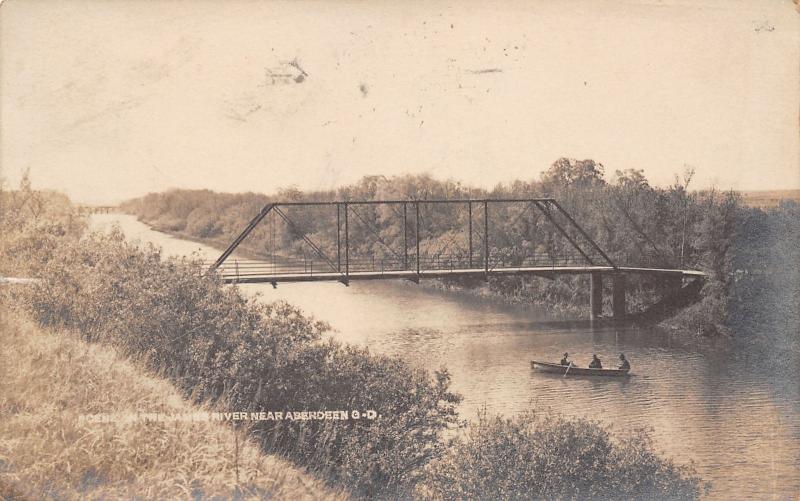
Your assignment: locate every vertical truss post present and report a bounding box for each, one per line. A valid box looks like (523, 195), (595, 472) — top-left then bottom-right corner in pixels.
(403, 202), (408, 270)
(590, 272), (603, 318)
(468, 201), (473, 268)
(483, 200), (489, 277)
(613, 273), (626, 318)
(344, 203), (349, 281)
(336, 203), (341, 272)
(415, 201), (421, 278)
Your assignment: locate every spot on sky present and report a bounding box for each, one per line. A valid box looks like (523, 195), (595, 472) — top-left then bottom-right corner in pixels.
(468, 68), (503, 74)
(753, 19), (775, 33)
(359, 83), (368, 97)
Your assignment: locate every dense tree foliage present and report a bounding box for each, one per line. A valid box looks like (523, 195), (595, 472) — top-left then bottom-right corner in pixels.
(0, 170), (85, 277)
(727, 200), (800, 352)
(123, 159), (751, 335)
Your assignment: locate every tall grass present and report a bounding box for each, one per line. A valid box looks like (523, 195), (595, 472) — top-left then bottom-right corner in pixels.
(0, 311), (345, 500)
(9, 229), (462, 498)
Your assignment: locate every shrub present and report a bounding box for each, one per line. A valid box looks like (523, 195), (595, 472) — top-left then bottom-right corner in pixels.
(421, 410), (704, 500)
(13, 229), (461, 498)
(0, 177), (85, 276)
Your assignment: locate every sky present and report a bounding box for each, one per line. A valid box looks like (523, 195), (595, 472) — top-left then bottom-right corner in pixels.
(1, 0), (798, 204)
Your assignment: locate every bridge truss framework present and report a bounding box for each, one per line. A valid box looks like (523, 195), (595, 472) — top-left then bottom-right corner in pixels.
(207, 198), (705, 318)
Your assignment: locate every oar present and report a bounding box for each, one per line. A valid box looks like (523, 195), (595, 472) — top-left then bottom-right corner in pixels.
(564, 361), (573, 377)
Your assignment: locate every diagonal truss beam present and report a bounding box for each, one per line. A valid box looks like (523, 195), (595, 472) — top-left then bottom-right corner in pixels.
(417, 206), (467, 261)
(273, 206), (340, 273)
(209, 203), (274, 271)
(491, 201), (535, 249)
(532, 201), (596, 265)
(348, 205), (404, 261)
(548, 200), (617, 268)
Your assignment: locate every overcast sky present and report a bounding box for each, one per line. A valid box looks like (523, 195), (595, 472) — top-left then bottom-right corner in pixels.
(1, 0), (798, 204)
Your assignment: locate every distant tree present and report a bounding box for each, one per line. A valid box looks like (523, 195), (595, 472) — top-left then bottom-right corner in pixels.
(541, 158), (606, 189)
(614, 168), (649, 189)
(676, 166), (695, 269)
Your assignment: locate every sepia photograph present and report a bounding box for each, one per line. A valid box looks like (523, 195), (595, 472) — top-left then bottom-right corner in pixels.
(1, 0), (798, 499)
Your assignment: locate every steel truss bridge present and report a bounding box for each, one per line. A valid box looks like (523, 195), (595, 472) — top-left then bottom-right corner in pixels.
(77, 205), (118, 215)
(207, 198), (705, 318)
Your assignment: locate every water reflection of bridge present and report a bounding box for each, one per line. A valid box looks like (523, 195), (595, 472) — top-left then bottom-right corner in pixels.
(207, 198), (706, 318)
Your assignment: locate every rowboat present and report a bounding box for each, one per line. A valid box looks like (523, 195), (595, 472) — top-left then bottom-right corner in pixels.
(531, 360), (630, 377)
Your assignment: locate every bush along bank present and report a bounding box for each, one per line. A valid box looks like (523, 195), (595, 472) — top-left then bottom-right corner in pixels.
(6, 228), (704, 499)
(423, 410), (706, 500)
(3, 179), (705, 499)
(10, 229), (461, 499)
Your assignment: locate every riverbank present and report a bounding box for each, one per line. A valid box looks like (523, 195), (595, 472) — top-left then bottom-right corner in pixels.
(97, 213), (800, 500)
(5, 210), (705, 498)
(136, 216), (715, 340)
(146, 216), (590, 315)
(1, 181), (738, 499)
(0, 309), (344, 500)
(136, 209), (800, 358)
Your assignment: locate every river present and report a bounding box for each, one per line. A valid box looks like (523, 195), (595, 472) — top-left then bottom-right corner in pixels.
(91, 213), (800, 499)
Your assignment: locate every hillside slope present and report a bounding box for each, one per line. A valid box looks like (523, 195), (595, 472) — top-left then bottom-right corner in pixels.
(0, 310), (346, 501)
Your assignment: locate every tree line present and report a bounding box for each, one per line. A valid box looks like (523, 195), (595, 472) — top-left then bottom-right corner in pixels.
(124, 158), (754, 336)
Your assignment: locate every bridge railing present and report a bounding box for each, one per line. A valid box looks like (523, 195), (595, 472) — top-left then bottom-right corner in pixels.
(203, 251), (593, 280)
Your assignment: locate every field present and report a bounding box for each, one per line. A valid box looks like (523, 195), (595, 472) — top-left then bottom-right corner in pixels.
(740, 189), (800, 208)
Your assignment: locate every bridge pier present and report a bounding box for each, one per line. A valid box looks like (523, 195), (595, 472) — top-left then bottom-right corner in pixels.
(612, 273), (627, 318)
(590, 272), (603, 318)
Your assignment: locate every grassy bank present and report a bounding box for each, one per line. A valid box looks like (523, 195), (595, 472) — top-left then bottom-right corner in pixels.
(2, 177), (705, 499)
(8, 228), (463, 499)
(0, 310), (345, 500)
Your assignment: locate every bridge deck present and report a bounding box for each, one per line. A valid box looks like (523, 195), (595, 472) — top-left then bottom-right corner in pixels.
(218, 265), (705, 284)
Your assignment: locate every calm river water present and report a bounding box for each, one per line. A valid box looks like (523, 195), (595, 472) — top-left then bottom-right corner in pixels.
(92, 214), (799, 499)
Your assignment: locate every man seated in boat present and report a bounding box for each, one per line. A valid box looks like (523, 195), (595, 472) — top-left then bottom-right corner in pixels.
(560, 352), (571, 365)
(588, 354), (602, 369)
(618, 353), (630, 370)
